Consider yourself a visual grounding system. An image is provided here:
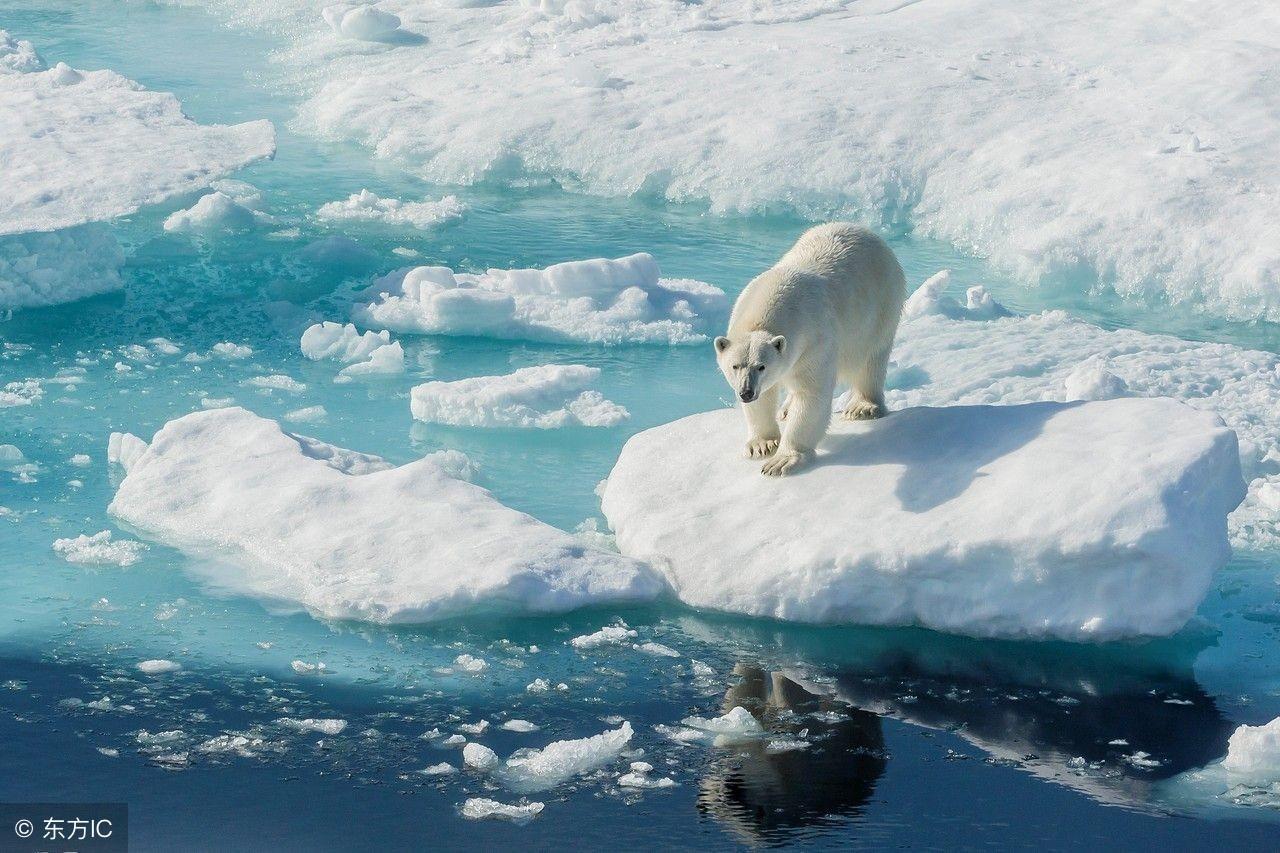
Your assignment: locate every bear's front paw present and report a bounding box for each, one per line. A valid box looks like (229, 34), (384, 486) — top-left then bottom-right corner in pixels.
(842, 399), (883, 421)
(744, 437), (780, 459)
(761, 450), (806, 476)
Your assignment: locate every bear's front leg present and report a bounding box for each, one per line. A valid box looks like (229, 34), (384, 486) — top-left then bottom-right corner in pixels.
(741, 386), (780, 459)
(762, 366), (834, 476)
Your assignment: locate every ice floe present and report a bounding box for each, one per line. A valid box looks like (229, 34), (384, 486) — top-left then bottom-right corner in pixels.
(136, 659), (182, 675)
(300, 322), (404, 380)
(1222, 718), (1280, 785)
(0, 31), (274, 236)
(603, 397), (1245, 641)
(353, 253), (729, 344)
(459, 798), (544, 823)
(162, 190), (262, 234)
(499, 722), (633, 792)
(212, 0), (1280, 321)
(107, 407), (663, 622)
(316, 190), (465, 229)
(410, 365), (628, 429)
(52, 531), (148, 567)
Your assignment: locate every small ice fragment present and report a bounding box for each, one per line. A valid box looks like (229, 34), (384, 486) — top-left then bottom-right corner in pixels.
(460, 798), (544, 823)
(454, 654), (488, 673)
(211, 342), (253, 359)
(136, 659), (181, 675)
(277, 718), (347, 735)
(463, 742), (500, 772)
(420, 762), (456, 775)
(459, 720), (490, 735)
(53, 530), (147, 567)
(679, 706), (765, 744)
(634, 641), (679, 658)
(570, 625), (638, 649)
(500, 722), (633, 791)
(501, 720), (540, 733)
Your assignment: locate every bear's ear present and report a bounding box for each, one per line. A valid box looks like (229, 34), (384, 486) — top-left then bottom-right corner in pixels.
(714, 336), (731, 354)
(770, 335), (786, 354)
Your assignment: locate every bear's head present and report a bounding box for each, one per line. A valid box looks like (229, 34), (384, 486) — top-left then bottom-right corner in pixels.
(714, 331), (788, 404)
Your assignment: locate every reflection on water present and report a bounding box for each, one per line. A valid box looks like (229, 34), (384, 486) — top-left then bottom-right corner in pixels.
(696, 664), (886, 845)
(689, 619), (1237, 841)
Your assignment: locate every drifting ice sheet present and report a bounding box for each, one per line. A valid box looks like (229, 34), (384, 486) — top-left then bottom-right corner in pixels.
(602, 398), (1245, 641)
(108, 407), (662, 622)
(410, 365), (629, 428)
(0, 31), (274, 235)
(354, 253), (728, 345)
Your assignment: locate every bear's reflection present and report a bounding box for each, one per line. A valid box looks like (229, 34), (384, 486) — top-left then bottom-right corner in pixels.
(695, 664), (886, 845)
(689, 623), (1235, 840)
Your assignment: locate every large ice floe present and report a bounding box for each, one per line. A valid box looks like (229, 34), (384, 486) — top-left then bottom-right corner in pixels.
(107, 407), (662, 622)
(0, 31), (274, 308)
(187, 0), (1280, 320)
(410, 365), (628, 429)
(603, 397), (1245, 641)
(353, 253), (728, 344)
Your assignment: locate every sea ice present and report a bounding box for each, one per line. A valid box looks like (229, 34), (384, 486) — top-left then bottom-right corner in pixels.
(316, 190), (464, 229)
(162, 191), (261, 233)
(603, 397), (1245, 641)
(300, 322), (404, 379)
(0, 31), (274, 235)
(136, 659), (182, 675)
(52, 531), (148, 567)
(410, 365), (628, 429)
(322, 4), (403, 41)
(0, 225), (124, 310)
(353, 254), (728, 344)
(569, 625), (637, 649)
(500, 722), (633, 791)
(463, 742), (500, 771)
(1222, 718), (1280, 785)
(107, 407), (663, 622)
(459, 798), (544, 823)
(277, 718), (348, 735)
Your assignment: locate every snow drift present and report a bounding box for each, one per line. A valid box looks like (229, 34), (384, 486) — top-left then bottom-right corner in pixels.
(602, 398), (1245, 641)
(108, 407), (663, 622)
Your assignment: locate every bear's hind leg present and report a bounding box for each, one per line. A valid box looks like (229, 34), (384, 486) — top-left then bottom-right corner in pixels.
(841, 343), (891, 421)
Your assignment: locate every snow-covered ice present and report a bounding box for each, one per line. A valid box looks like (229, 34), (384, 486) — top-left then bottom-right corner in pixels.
(459, 798), (544, 823)
(603, 397), (1245, 641)
(189, 0), (1280, 321)
(316, 190), (464, 229)
(353, 254), (728, 345)
(500, 722), (633, 792)
(463, 742), (500, 771)
(163, 191), (261, 234)
(410, 365), (628, 429)
(300, 322), (404, 380)
(0, 31), (274, 236)
(1222, 718), (1280, 785)
(107, 407), (663, 622)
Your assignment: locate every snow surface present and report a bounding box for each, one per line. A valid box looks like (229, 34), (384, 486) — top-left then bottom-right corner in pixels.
(353, 254), (728, 344)
(316, 190), (464, 229)
(183, 0), (1280, 320)
(603, 397), (1244, 641)
(410, 365), (628, 429)
(0, 31), (274, 236)
(107, 407), (663, 622)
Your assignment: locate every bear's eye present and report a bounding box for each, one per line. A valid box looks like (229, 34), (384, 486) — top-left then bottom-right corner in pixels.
(733, 364), (744, 370)
(755, 365), (765, 372)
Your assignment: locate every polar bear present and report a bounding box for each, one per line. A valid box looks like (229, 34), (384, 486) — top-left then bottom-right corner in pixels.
(714, 223), (906, 476)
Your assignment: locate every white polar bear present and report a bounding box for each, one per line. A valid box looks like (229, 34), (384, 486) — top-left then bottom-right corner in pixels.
(714, 223), (906, 476)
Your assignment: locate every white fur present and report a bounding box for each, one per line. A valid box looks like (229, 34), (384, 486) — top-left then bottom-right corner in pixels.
(714, 223), (906, 475)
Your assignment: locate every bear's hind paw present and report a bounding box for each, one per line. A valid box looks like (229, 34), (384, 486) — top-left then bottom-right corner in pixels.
(842, 399), (883, 421)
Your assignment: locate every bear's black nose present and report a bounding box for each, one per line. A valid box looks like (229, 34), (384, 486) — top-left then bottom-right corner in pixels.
(739, 390), (755, 403)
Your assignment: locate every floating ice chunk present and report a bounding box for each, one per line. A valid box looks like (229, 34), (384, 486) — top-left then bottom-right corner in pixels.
(1222, 718), (1280, 784)
(618, 760), (676, 789)
(322, 4), (403, 41)
(0, 31), (45, 74)
(211, 342), (254, 359)
(634, 642), (679, 658)
(163, 191), (261, 234)
(301, 322), (391, 363)
(411, 365), (629, 429)
(442, 734), (467, 747)
(458, 720), (490, 735)
(0, 225), (124, 310)
(1064, 357), (1131, 401)
(0, 379), (43, 407)
(52, 530), (147, 567)
(136, 659), (181, 675)
(354, 254), (728, 345)
(283, 405), (328, 424)
(0, 445), (23, 467)
(463, 742), (500, 771)
(108, 408), (662, 622)
(679, 707), (765, 745)
(290, 660), (327, 675)
(903, 270), (1010, 321)
(336, 342), (404, 380)
(420, 762), (456, 775)
(277, 718), (348, 735)
(501, 720), (540, 733)
(570, 625), (638, 649)
(69, 454), (92, 467)
(603, 398), (1244, 641)
(0, 33), (274, 236)
(454, 654), (489, 673)
(317, 191), (465, 229)
(500, 722), (633, 791)
(460, 798), (544, 823)
(245, 375), (307, 393)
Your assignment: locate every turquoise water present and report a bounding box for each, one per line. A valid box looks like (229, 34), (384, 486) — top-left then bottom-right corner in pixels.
(3, 2), (1280, 849)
